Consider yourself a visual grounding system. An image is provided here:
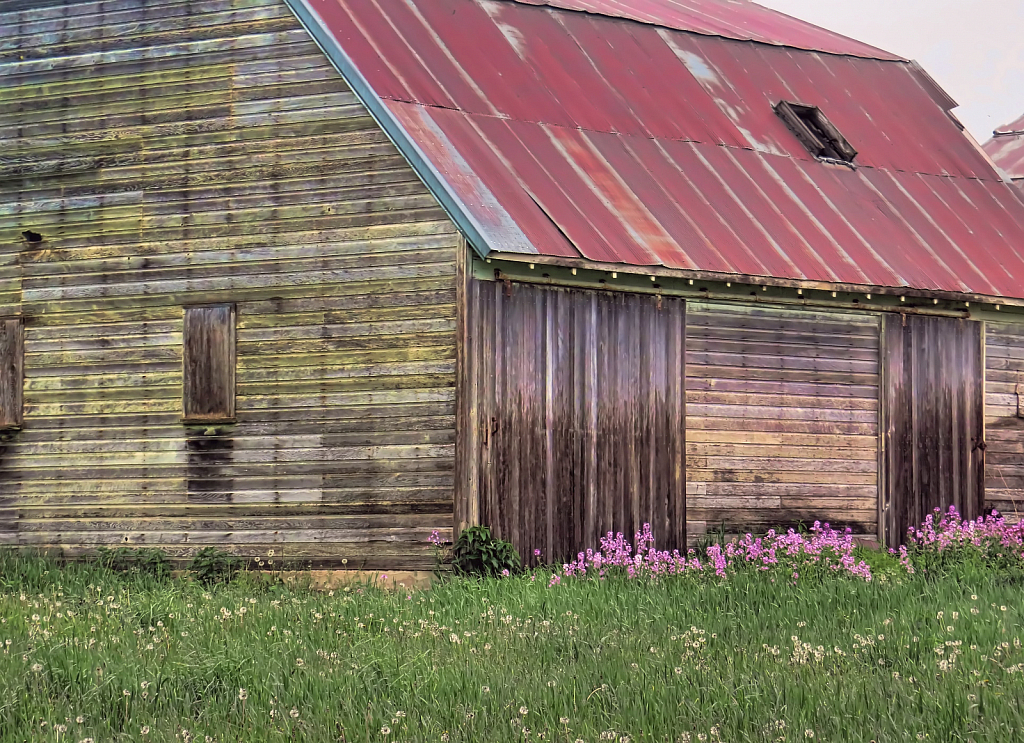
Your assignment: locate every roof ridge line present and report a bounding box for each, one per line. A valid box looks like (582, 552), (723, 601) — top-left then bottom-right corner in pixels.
(494, 0), (907, 62)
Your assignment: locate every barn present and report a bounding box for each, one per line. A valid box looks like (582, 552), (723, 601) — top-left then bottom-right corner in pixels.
(985, 113), (1024, 195)
(3, 0), (1024, 570)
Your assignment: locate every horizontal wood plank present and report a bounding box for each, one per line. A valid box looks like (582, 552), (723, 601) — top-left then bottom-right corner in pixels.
(687, 302), (879, 536)
(0, 0), (457, 569)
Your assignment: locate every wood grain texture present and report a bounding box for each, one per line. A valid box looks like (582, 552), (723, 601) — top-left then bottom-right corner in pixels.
(686, 302), (880, 537)
(984, 319), (1024, 521)
(881, 314), (984, 545)
(182, 304), (235, 423)
(0, 0), (458, 567)
(464, 279), (686, 563)
(0, 318), (23, 429)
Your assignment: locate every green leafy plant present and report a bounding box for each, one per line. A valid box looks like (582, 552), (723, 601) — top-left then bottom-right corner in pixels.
(188, 546), (242, 586)
(451, 525), (521, 578)
(94, 546), (172, 581)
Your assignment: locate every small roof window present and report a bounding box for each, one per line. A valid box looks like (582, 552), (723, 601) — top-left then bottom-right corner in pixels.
(774, 101), (857, 164)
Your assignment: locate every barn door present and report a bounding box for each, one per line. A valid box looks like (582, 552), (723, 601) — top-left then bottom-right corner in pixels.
(461, 281), (686, 564)
(881, 314), (984, 546)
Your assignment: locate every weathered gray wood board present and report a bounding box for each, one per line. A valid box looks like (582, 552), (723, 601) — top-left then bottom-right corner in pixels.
(0, 0), (458, 567)
(881, 314), (984, 545)
(461, 280), (686, 563)
(685, 301), (880, 537)
(984, 319), (1024, 521)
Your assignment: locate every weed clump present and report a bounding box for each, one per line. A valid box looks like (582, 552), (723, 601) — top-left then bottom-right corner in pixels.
(435, 525), (521, 578)
(188, 547), (242, 586)
(95, 547), (172, 581)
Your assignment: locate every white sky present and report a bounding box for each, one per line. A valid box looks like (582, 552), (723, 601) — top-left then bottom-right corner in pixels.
(755, 0), (1024, 143)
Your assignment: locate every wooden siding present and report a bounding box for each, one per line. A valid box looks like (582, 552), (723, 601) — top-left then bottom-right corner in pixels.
(685, 301), (880, 537)
(881, 315), (984, 545)
(0, 0), (458, 568)
(984, 319), (1024, 521)
(462, 280), (686, 562)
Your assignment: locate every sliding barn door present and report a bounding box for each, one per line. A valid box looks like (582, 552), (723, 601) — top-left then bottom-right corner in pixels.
(461, 281), (686, 563)
(882, 314), (984, 545)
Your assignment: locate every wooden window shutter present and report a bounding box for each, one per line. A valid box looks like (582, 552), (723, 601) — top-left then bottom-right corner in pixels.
(0, 318), (23, 429)
(182, 304), (236, 423)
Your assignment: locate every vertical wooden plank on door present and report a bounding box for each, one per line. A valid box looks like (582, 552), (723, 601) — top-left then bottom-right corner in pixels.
(466, 281), (687, 561)
(582, 291), (598, 551)
(966, 319), (986, 522)
(882, 314), (984, 545)
(454, 237), (476, 535)
(644, 296), (660, 544)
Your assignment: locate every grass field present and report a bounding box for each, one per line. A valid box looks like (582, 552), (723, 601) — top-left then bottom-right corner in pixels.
(1, 540), (1023, 743)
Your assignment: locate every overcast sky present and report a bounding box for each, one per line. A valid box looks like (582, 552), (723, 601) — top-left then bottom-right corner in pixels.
(755, 0), (1024, 143)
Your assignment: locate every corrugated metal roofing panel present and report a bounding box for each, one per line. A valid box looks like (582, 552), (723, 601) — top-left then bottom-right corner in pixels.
(514, 0), (902, 60)
(300, 0), (1024, 300)
(985, 113), (1024, 180)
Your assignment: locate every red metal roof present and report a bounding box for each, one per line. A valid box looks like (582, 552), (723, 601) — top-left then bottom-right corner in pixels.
(301, 0), (1024, 299)
(985, 113), (1024, 180)
(512, 0), (901, 60)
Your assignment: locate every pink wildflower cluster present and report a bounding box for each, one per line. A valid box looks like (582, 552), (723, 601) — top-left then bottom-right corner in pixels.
(905, 506), (1024, 558)
(559, 521), (873, 583)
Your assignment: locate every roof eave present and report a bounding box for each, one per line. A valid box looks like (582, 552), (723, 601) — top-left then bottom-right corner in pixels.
(283, 0), (495, 260)
(487, 251), (1024, 308)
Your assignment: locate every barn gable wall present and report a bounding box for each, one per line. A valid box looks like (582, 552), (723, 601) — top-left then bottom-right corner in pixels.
(0, 0), (458, 568)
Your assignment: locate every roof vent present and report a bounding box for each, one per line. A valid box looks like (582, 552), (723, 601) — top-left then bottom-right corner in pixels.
(774, 101), (857, 164)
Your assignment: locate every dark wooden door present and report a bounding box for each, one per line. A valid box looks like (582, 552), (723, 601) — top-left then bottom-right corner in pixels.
(460, 281), (686, 563)
(881, 314), (984, 545)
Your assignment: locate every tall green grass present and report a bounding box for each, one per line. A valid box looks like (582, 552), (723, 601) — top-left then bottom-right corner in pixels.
(1, 549), (1022, 742)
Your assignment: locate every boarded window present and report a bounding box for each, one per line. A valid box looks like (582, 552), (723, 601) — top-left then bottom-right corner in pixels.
(0, 318), (23, 429)
(182, 304), (236, 423)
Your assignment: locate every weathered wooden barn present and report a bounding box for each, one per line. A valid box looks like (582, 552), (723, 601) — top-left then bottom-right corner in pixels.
(4, 0), (1024, 569)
